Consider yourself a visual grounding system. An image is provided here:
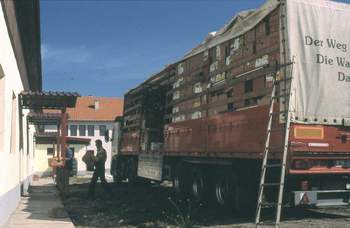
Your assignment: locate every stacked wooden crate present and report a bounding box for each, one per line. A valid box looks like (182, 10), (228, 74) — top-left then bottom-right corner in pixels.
(121, 7), (281, 155)
(121, 87), (144, 154)
(121, 70), (169, 154)
(165, 53), (209, 124)
(164, 8), (280, 124)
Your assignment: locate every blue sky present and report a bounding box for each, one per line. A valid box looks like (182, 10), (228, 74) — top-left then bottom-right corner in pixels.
(40, 0), (266, 97)
(40, 0), (350, 97)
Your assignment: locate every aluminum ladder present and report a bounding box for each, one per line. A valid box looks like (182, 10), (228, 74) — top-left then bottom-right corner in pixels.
(255, 60), (294, 227)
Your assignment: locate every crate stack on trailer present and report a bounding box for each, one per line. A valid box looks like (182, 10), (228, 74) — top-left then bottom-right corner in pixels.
(165, 52), (209, 124)
(113, 0), (350, 216)
(163, 6), (281, 158)
(121, 88), (143, 154)
(116, 0), (284, 204)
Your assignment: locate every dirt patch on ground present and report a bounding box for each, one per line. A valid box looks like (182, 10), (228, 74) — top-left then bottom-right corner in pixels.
(63, 177), (350, 228)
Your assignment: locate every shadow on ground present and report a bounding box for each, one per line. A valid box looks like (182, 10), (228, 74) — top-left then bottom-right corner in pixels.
(63, 177), (350, 228)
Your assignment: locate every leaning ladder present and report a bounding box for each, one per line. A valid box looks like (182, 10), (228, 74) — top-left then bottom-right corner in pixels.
(255, 59), (294, 227)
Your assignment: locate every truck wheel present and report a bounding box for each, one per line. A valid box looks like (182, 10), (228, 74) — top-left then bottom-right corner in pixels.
(214, 168), (239, 210)
(127, 158), (137, 184)
(173, 163), (190, 196)
(113, 158), (125, 183)
(191, 167), (208, 203)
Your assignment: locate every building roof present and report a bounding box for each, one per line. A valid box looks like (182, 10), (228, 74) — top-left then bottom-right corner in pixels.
(1, 0), (42, 91)
(65, 96), (123, 122)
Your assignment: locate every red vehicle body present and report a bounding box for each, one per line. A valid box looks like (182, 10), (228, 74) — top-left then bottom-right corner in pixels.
(111, 0), (350, 209)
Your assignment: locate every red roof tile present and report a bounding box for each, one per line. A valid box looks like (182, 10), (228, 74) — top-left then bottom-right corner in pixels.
(65, 96), (123, 121)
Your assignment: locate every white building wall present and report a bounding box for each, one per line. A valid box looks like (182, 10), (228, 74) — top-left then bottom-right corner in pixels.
(33, 144), (53, 177)
(37, 121), (115, 176)
(0, 5), (35, 227)
(68, 121), (114, 174)
(33, 142), (88, 177)
(69, 144), (88, 175)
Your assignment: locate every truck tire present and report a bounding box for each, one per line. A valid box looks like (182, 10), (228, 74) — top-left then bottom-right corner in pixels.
(214, 168), (239, 210)
(190, 167), (210, 203)
(113, 157), (125, 183)
(127, 158), (138, 184)
(172, 162), (190, 196)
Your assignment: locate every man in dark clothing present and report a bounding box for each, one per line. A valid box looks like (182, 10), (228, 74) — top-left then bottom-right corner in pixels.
(63, 145), (73, 196)
(88, 139), (110, 199)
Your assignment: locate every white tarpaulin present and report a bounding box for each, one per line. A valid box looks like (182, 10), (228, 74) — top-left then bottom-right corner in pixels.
(286, 0), (350, 125)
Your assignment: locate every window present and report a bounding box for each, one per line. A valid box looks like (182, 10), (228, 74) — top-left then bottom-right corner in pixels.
(47, 148), (54, 155)
(88, 125), (94, 136)
(10, 92), (17, 153)
(245, 79), (253, 93)
(99, 125), (106, 136)
(70, 125), (77, 136)
(79, 125), (86, 136)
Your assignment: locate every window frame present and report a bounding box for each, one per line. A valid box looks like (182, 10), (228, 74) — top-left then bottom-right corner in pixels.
(70, 125), (77, 136)
(79, 125), (86, 136)
(87, 125), (94, 136)
(99, 125), (106, 136)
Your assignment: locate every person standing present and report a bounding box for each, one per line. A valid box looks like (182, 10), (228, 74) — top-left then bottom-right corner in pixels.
(64, 145), (73, 196)
(88, 139), (110, 199)
(65, 145), (74, 171)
